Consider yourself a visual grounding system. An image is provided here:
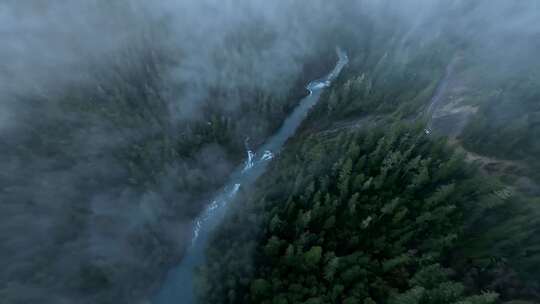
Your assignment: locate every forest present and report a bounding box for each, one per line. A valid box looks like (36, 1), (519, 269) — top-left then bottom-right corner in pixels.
(197, 121), (538, 303)
(0, 2), (336, 303)
(196, 2), (540, 303)
(1, 1), (539, 303)
(0, 37), (334, 304)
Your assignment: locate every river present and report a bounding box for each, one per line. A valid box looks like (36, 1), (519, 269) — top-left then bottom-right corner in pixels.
(152, 47), (348, 304)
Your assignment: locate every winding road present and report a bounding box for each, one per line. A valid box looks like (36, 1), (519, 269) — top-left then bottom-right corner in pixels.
(424, 56), (460, 134)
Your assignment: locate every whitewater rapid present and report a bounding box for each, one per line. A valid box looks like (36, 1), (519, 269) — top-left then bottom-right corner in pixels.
(153, 47), (348, 304)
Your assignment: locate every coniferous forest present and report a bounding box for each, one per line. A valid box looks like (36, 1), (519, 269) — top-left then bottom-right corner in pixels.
(1, 1), (540, 304)
(196, 2), (540, 303)
(197, 124), (502, 303)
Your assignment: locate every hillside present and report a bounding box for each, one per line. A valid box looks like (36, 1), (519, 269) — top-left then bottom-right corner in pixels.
(196, 2), (540, 303)
(1, 1), (539, 303)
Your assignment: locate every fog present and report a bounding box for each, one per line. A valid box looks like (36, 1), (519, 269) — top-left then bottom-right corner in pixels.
(0, 0), (539, 303)
(0, 1), (341, 303)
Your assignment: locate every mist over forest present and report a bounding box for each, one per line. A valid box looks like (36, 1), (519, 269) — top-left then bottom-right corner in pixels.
(0, 1), (539, 304)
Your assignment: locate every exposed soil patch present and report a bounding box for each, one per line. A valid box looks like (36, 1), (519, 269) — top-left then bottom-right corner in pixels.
(428, 59), (540, 195)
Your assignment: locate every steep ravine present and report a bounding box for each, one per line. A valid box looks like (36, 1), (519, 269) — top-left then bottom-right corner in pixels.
(151, 48), (349, 304)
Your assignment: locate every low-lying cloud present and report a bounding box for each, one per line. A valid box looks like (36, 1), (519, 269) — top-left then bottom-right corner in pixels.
(1, 0), (539, 303)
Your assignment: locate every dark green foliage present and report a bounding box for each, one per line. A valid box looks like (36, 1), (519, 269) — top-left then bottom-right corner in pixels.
(450, 7), (540, 183)
(0, 32), (334, 303)
(198, 124), (499, 304)
(194, 3), (540, 303)
(460, 60), (540, 182)
(301, 5), (457, 134)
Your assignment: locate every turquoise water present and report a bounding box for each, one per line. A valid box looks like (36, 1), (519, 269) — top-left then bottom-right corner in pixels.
(152, 48), (348, 304)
